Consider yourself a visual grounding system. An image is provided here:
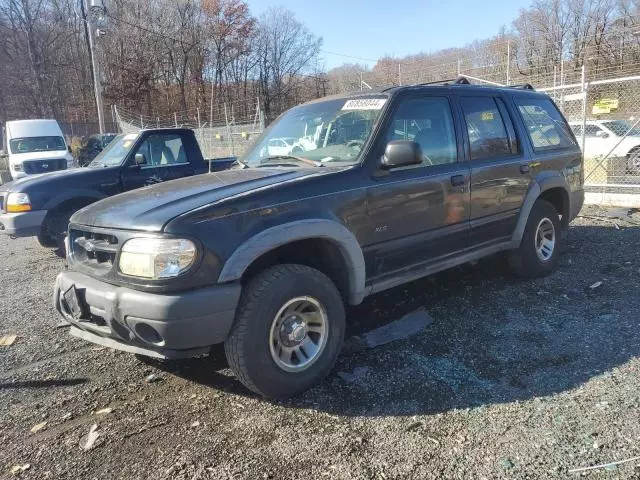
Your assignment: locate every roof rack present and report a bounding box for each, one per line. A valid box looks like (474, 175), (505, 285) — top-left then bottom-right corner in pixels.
(415, 76), (471, 87)
(508, 83), (535, 90)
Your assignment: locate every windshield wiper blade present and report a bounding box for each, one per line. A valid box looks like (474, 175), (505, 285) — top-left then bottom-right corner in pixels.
(261, 155), (323, 167)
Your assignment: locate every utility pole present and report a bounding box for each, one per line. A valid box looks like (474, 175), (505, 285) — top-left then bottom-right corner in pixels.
(83, 0), (107, 134)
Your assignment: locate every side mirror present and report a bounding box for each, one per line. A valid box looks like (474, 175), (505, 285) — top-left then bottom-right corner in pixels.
(68, 145), (72, 153)
(596, 130), (609, 138)
(134, 153), (147, 166)
(381, 140), (423, 170)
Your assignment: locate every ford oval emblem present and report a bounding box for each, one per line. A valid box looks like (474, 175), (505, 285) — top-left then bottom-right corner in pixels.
(42, 163), (49, 169)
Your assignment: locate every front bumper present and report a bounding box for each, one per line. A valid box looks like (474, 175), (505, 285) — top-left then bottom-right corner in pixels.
(54, 270), (241, 359)
(0, 210), (47, 237)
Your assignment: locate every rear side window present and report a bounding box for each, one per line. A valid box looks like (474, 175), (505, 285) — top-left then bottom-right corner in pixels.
(515, 97), (576, 151)
(460, 97), (514, 161)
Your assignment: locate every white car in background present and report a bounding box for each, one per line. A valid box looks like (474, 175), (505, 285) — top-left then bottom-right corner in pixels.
(569, 120), (640, 173)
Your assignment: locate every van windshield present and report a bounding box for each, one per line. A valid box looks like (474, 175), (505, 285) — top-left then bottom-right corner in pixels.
(89, 133), (139, 167)
(241, 96), (388, 167)
(9, 136), (65, 154)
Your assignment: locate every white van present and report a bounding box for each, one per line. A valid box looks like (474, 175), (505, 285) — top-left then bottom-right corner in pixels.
(3, 119), (75, 180)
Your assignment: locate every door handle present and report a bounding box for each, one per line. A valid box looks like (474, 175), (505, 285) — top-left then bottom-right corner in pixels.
(519, 164), (530, 174)
(450, 175), (465, 187)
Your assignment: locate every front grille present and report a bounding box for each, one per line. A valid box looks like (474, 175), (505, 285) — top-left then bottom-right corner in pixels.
(23, 158), (66, 174)
(69, 228), (120, 274)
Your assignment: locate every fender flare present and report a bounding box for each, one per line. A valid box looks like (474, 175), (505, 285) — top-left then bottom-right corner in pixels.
(511, 174), (570, 245)
(42, 190), (107, 211)
(218, 219), (366, 305)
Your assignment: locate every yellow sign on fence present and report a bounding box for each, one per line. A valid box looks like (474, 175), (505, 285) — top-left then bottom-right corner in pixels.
(592, 98), (619, 115)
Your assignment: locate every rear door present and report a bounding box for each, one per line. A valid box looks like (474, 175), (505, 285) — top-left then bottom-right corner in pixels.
(365, 93), (471, 279)
(459, 94), (530, 245)
(120, 133), (195, 191)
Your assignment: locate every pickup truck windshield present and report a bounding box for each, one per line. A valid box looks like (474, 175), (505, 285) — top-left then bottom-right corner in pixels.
(9, 136), (65, 154)
(242, 97), (388, 167)
(89, 133), (139, 167)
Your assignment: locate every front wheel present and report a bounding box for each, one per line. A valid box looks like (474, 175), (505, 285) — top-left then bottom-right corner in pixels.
(627, 148), (640, 174)
(224, 264), (345, 398)
(508, 199), (561, 278)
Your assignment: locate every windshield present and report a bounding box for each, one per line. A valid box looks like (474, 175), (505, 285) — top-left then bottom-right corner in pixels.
(601, 120), (640, 137)
(242, 97), (388, 167)
(9, 136), (65, 154)
(89, 133), (139, 167)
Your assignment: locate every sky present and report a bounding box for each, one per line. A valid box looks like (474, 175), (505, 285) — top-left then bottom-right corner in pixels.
(247, 0), (534, 69)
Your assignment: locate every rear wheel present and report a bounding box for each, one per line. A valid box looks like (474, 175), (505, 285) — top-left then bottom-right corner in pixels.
(224, 264), (345, 399)
(509, 199), (561, 278)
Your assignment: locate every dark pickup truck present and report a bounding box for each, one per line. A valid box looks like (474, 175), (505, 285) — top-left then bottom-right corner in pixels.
(54, 80), (584, 398)
(0, 128), (234, 249)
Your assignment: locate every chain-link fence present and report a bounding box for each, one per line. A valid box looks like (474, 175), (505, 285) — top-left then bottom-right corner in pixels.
(114, 100), (265, 160)
(541, 76), (640, 204)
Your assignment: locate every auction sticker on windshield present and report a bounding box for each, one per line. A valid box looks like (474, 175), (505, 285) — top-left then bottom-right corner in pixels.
(342, 98), (387, 110)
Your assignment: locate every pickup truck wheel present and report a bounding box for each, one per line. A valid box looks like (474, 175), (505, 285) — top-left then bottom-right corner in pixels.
(224, 264), (345, 399)
(47, 208), (76, 256)
(36, 230), (57, 248)
(508, 199), (561, 278)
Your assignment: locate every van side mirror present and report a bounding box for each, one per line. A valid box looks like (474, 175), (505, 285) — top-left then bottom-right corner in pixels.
(134, 153), (147, 166)
(596, 130), (609, 138)
(381, 140), (423, 169)
(68, 145), (72, 153)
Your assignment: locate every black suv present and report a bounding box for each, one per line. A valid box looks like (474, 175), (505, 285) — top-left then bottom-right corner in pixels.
(54, 80), (584, 398)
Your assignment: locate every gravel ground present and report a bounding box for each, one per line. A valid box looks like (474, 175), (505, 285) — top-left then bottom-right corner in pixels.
(1, 204), (640, 479)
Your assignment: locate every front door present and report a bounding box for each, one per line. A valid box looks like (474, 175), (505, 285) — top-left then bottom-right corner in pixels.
(121, 133), (195, 191)
(459, 95), (530, 245)
(365, 94), (471, 280)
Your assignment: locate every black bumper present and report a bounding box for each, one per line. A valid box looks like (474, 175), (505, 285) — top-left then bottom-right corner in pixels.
(54, 271), (241, 359)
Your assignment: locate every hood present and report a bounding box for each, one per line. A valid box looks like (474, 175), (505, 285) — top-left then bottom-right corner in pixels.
(70, 168), (318, 231)
(0, 166), (116, 193)
(9, 150), (71, 163)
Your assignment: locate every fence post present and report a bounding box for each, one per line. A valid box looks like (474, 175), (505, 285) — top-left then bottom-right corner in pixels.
(580, 64), (588, 157)
(224, 103), (234, 156)
(174, 112), (178, 127)
(506, 40), (511, 86)
(398, 63), (402, 86)
(140, 115), (144, 129)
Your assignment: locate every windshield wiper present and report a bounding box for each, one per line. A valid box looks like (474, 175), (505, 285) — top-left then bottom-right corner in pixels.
(259, 155), (323, 167)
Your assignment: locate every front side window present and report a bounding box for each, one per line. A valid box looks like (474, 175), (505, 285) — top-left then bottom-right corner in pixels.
(515, 97), (576, 151)
(134, 134), (188, 166)
(584, 125), (604, 137)
(461, 97), (513, 160)
(242, 96), (387, 167)
(385, 96), (457, 167)
(9, 136), (65, 154)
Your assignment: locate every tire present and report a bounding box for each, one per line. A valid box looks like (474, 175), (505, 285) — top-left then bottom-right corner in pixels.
(508, 199), (561, 278)
(224, 264), (345, 399)
(627, 148), (640, 173)
(36, 230), (57, 248)
(46, 207), (77, 256)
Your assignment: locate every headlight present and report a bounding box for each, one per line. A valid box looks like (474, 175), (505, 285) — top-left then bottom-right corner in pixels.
(118, 238), (196, 279)
(6, 192), (31, 213)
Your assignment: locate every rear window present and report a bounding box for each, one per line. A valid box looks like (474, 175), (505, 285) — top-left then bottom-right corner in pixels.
(515, 97), (576, 151)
